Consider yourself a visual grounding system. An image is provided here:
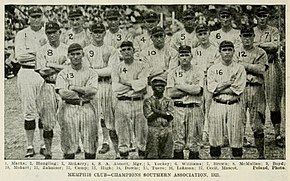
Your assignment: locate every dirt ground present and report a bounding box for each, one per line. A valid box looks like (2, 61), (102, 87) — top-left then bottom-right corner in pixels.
(4, 77), (286, 160)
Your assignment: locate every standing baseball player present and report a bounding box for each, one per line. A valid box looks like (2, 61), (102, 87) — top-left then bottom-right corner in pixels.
(112, 41), (149, 159)
(253, 6), (284, 148)
(61, 8), (90, 48)
(210, 7), (241, 48)
(236, 27), (268, 159)
(170, 9), (199, 51)
(192, 23), (219, 143)
(83, 22), (120, 157)
(55, 43), (99, 159)
(143, 76), (174, 159)
(104, 9), (133, 49)
(167, 45), (204, 159)
(15, 6), (47, 157)
(35, 21), (68, 159)
(207, 41), (247, 159)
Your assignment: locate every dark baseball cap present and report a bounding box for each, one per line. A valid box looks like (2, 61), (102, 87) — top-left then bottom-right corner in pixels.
(106, 9), (120, 19)
(219, 7), (232, 15)
(120, 41), (134, 48)
(179, 45), (191, 54)
(195, 23), (209, 33)
(68, 43), (83, 53)
(256, 6), (269, 15)
(151, 26), (165, 36)
(68, 9), (83, 18)
(182, 9), (195, 19)
(45, 21), (60, 33)
(28, 7), (42, 17)
(91, 23), (106, 33)
(219, 40), (234, 50)
(151, 76), (167, 86)
(145, 11), (158, 22)
(240, 26), (254, 35)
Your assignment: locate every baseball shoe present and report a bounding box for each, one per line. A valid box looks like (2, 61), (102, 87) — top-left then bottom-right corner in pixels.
(275, 136), (285, 148)
(25, 148), (35, 158)
(44, 154), (52, 159)
(39, 147), (46, 156)
(76, 146), (81, 154)
(98, 143), (110, 154)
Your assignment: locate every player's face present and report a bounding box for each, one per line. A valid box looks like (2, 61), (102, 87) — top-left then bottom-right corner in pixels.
(92, 31), (106, 42)
(183, 17), (195, 29)
(256, 14), (269, 26)
(46, 30), (60, 43)
(68, 50), (84, 66)
(145, 20), (158, 30)
(152, 82), (166, 94)
(196, 31), (210, 44)
(107, 17), (120, 31)
(220, 47), (234, 63)
(29, 14), (43, 28)
(179, 52), (192, 66)
(220, 14), (232, 27)
(69, 16), (84, 30)
(152, 33), (165, 49)
(240, 33), (255, 47)
(121, 46), (134, 60)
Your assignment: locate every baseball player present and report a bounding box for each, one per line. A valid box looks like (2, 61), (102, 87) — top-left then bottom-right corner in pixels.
(15, 6), (47, 157)
(35, 21), (68, 159)
(207, 41), (247, 159)
(104, 9), (133, 49)
(167, 45), (204, 159)
(61, 8), (90, 48)
(236, 27), (268, 159)
(55, 43), (99, 159)
(192, 23), (219, 143)
(112, 41), (149, 159)
(210, 7), (241, 48)
(83, 22), (120, 157)
(143, 76), (174, 159)
(253, 6), (284, 148)
(170, 9), (199, 51)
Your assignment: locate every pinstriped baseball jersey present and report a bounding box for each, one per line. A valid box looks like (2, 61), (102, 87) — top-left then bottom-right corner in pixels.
(61, 29), (90, 48)
(35, 42), (68, 131)
(254, 25), (279, 47)
(170, 29), (199, 51)
(210, 28), (241, 48)
(104, 29), (133, 49)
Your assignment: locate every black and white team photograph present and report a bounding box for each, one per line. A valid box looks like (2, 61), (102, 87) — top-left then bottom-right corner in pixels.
(4, 4), (286, 160)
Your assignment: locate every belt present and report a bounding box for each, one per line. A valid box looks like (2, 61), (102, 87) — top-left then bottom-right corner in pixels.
(65, 99), (90, 106)
(213, 98), (240, 105)
(45, 79), (56, 84)
(246, 82), (262, 86)
(117, 96), (143, 101)
(98, 77), (111, 82)
(174, 101), (199, 108)
(21, 65), (35, 69)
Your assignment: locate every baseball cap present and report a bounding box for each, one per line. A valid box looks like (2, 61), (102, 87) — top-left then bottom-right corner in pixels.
(182, 9), (195, 19)
(120, 41), (134, 48)
(45, 21), (60, 33)
(151, 76), (167, 86)
(240, 26), (254, 35)
(219, 40), (234, 50)
(145, 11), (158, 22)
(91, 23), (106, 33)
(28, 7), (42, 17)
(219, 7), (232, 15)
(106, 9), (120, 19)
(255, 6), (269, 15)
(195, 23), (209, 33)
(68, 43), (83, 53)
(68, 9), (83, 18)
(151, 26), (165, 36)
(179, 45), (191, 54)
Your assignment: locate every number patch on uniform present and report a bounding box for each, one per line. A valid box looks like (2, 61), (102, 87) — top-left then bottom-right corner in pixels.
(148, 50), (156, 56)
(67, 73), (74, 78)
(216, 69), (223, 75)
(68, 33), (73, 40)
(89, 50), (94, 57)
(122, 67), (128, 73)
(175, 71), (183, 77)
(216, 33), (221, 39)
(265, 32), (270, 39)
(238, 51), (247, 57)
(116, 34), (122, 41)
(141, 37), (146, 43)
(181, 34), (186, 40)
(47, 49), (53, 56)
(196, 50), (202, 56)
